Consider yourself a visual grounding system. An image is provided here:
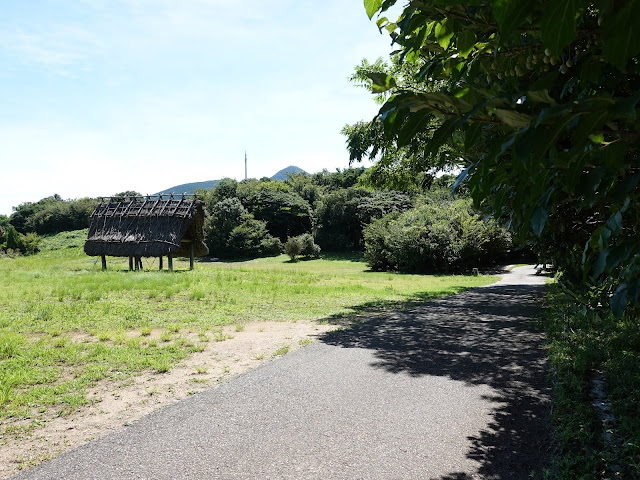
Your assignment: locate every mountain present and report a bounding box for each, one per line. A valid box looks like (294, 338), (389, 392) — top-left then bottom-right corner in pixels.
(156, 180), (220, 196)
(157, 166), (308, 194)
(270, 165), (308, 181)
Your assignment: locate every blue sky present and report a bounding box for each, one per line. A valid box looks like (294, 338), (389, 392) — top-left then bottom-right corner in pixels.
(0, 0), (396, 215)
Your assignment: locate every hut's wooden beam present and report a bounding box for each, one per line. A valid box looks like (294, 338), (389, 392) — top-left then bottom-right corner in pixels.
(159, 256), (163, 270)
(168, 254), (173, 272)
(101, 255), (107, 271)
(129, 257), (133, 271)
(190, 243), (194, 271)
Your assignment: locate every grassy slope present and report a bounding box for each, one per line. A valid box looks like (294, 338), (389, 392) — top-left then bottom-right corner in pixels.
(0, 230), (497, 433)
(545, 284), (640, 478)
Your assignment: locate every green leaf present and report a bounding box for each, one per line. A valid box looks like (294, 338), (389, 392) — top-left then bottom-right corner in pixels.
(611, 283), (629, 317)
(492, 0), (535, 42)
(425, 118), (457, 156)
(610, 91), (640, 118)
(605, 211), (623, 233)
(397, 110), (432, 148)
(434, 19), (454, 49)
(452, 164), (473, 195)
(494, 109), (532, 128)
(607, 244), (634, 271)
(457, 30), (477, 58)
(464, 123), (483, 152)
(365, 72), (397, 93)
(530, 205), (549, 236)
(527, 90), (555, 105)
(536, 104), (572, 126)
(540, 0), (587, 56)
(364, 0), (383, 20)
(592, 248), (609, 278)
(571, 111), (610, 145)
(600, 0), (640, 71)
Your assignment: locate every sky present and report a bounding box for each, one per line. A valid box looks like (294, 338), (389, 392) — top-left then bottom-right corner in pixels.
(0, 0), (397, 216)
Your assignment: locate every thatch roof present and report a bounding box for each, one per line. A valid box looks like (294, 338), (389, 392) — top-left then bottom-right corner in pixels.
(84, 195), (209, 258)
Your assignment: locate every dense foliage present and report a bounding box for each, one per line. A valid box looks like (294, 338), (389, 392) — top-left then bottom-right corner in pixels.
(10, 195), (96, 235)
(351, 1), (640, 475)
(350, 0), (639, 316)
(315, 189), (412, 251)
(364, 198), (510, 273)
(284, 234), (321, 261)
(5, 168), (516, 266)
(199, 169), (411, 258)
(204, 197), (282, 258)
(0, 225), (40, 256)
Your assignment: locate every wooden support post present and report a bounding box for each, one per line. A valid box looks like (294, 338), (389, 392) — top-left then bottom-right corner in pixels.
(168, 254), (173, 272)
(135, 257), (140, 271)
(101, 255), (107, 271)
(129, 256), (133, 271)
(189, 243), (194, 271)
(159, 256), (163, 270)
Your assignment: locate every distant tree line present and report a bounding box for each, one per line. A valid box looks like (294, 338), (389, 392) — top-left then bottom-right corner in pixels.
(2, 169), (519, 272)
(199, 168), (518, 272)
(1, 193), (109, 256)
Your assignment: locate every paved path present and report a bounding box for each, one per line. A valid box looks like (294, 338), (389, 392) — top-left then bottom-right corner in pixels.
(14, 266), (551, 479)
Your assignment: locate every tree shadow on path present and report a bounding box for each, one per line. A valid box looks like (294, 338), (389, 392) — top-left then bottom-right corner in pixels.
(321, 282), (552, 480)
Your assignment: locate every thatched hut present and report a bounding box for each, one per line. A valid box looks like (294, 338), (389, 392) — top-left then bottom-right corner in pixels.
(85, 194), (208, 271)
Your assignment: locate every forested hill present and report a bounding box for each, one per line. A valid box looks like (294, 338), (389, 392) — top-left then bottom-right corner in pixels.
(158, 166), (308, 195)
(270, 166), (308, 181)
(157, 180), (220, 195)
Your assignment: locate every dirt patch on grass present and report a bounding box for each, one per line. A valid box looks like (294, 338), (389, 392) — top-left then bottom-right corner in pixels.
(0, 320), (338, 478)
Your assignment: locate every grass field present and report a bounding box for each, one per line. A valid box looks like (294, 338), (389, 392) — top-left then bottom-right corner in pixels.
(0, 230), (497, 435)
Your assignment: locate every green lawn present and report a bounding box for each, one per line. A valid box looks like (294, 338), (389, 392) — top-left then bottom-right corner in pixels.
(0, 230), (497, 432)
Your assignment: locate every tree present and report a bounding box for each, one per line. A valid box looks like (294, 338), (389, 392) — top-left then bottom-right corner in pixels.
(309, 167), (367, 190)
(355, 0), (640, 315)
(205, 198), (250, 256)
(243, 189), (312, 241)
(10, 195), (62, 233)
(363, 197), (510, 273)
(285, 173), (324, 208)
(204, 197), (282, 258)
(112, 191), (142, 198)
(343, 58), (460, 190)
(8, 195), (96, 235)
(315, 187), (412, 251)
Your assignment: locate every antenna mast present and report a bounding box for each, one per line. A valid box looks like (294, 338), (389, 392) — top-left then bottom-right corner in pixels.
(244, 151), (247, 180)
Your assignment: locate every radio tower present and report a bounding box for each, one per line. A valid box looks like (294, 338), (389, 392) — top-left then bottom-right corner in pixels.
(244, 151), (247, 180)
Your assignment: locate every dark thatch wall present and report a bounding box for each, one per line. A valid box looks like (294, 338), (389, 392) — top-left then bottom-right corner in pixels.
(84, 197), (209, 258)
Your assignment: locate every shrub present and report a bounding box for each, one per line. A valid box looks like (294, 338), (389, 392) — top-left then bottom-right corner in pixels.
(363, 199), (511, 273)
(0, 226), (40, 256)
(227, 218), (276, 258)
(298, 233), (321, 258)
(260, 237), (283, 256)
(285, 234), (320, 261)
(9, 195), (95, 235)
(284, 237), (302, 261)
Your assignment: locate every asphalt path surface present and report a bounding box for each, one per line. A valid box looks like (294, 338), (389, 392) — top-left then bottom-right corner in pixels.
(13, 266), (551, 479)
